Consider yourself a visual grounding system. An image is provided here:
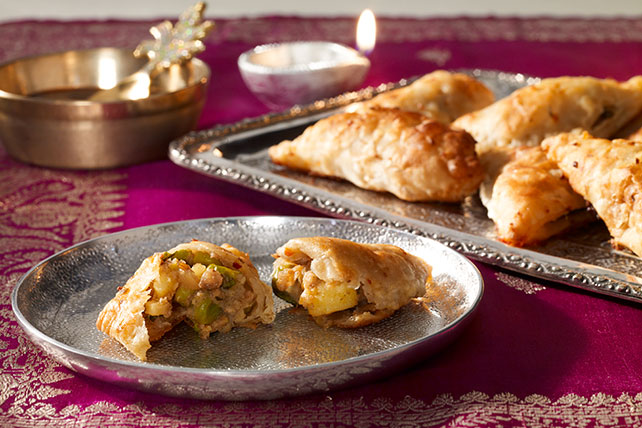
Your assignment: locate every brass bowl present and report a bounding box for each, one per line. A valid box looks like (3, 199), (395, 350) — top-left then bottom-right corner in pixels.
(0, 47), (210, 169)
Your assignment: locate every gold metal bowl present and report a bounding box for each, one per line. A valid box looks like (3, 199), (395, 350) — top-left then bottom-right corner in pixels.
(0, 47), (210, 169)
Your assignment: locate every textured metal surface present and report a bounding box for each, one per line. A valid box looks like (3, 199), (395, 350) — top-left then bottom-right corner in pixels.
(12, 217), (483, 400)
(0, 47), (209, 169)
(238, 41), (370, 109)
(169, 69), (642, 304)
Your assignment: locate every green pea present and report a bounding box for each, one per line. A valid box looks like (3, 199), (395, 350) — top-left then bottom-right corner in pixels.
(193, 251), (217, 266)
(174, 285), (195, 307)
(171, 249), (193, 265)
(208, 264), (239, 289)
(193, 298), (222, 325)
(275, 262), (295, 273)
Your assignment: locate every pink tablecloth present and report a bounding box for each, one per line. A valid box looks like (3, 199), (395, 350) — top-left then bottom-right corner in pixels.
(2, 16), (642, 427)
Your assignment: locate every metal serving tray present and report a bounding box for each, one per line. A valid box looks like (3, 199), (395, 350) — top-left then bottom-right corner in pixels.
(12, 217), (483, 400)
(169, 69), (642, 305)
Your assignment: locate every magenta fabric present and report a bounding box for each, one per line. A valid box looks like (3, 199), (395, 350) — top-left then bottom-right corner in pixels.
(2, 16), (642, 427)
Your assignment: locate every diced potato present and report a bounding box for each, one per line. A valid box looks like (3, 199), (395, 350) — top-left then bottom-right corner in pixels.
(152, 268), (178, 298)
(145, 299), (172, 316)
(191, 263), (207, 278)
(180, 268), (200, 291)
(300, 282), (358, 317)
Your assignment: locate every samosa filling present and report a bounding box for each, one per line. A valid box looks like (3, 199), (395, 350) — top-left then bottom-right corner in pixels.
(271, 257), (361, 317)
(144, 249), (249, 339)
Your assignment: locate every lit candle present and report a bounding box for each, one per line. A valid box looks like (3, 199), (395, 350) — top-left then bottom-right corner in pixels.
(356, 9), (377, 56)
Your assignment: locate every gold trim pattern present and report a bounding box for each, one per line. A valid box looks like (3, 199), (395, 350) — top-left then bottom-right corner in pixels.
(495, 271), (547, 294)
(2, 390), (642, 427)
(0, 149), (127, 421)
(1, 17), (642, 64)
(417, 48), (453, 67)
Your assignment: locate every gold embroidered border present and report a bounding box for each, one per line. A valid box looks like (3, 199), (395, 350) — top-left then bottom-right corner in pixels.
(0, 154), (126, 295)
(495, 271), (547, 294)
(1, 17), (642, 64)
(2, 391), (642, 427)
(0, 151), (127, 417)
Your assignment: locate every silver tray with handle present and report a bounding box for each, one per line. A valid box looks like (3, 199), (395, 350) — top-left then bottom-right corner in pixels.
(169, 69), (642, 304)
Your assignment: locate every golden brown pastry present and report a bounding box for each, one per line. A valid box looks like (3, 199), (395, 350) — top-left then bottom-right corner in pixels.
(543, 131), (642, 257)
(353, 70), (495, 123)
(271, 237), (431, 328)
(269, 107), (485, 202)
(96, 240), (275, 361)
(453, 76), (642, 155)
(484, 146), (590, 246)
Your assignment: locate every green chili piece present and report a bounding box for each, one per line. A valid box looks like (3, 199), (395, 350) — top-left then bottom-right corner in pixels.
(208, 264), (239, 289)
(271, 280), (299, 305)
(193, 298), (222, 325)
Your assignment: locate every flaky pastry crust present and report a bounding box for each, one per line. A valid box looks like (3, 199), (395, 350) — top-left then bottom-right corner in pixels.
(484, 146), (589, 246)
(353, 70), (494, 123)
(271, 237), (431, 328)
(269, 107), (484, 202)
(543, 131), (642, 257)
(96, 240), (274, 361)
(453, 75), (642, 155)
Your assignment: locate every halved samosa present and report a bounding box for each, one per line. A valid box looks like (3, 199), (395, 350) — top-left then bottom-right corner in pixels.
(543, 131), (642, 257)
(453, 76), (642, 155)
(271, 237), (431, 328)
(353, 70), (494, 123)
(269, 107), (484, 202)
(96, 240), (275, 360)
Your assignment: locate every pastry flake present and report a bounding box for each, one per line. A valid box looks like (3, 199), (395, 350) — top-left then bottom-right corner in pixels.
(271, 236), (432, 328)
(453, 75), (642, 155)
(353, 70), (495, 123)
(269, 107), (484, 202)
(542, 131), (642, 257)
(96, 240), (275, 360)
(484, 146), (590, 246)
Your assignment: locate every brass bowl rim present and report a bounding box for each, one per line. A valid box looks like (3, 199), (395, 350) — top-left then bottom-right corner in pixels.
(0, 46), (211, 106)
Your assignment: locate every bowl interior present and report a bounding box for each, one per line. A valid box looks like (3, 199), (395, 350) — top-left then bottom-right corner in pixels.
(0, 48), (208, 99)
(243, 41), (366, 72)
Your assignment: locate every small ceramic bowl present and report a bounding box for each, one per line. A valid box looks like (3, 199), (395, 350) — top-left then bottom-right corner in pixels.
(238, 41), (370, 109)
(0, 47), (210, 169)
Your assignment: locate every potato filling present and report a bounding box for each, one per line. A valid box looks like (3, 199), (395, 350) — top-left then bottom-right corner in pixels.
(144, 250), (249, 338)
(271, 258), (359, 317)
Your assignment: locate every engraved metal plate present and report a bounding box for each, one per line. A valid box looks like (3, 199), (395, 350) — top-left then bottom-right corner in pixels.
(12, 217), (483, 400)
(169, 69), (642, 304)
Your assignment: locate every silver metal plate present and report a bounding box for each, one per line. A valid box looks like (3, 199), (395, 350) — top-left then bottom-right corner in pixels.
(12, 217), (483, 400)
(169, 69), (642, 305)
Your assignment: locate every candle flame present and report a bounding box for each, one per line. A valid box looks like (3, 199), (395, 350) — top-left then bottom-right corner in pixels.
(356, 9), (376, 55)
